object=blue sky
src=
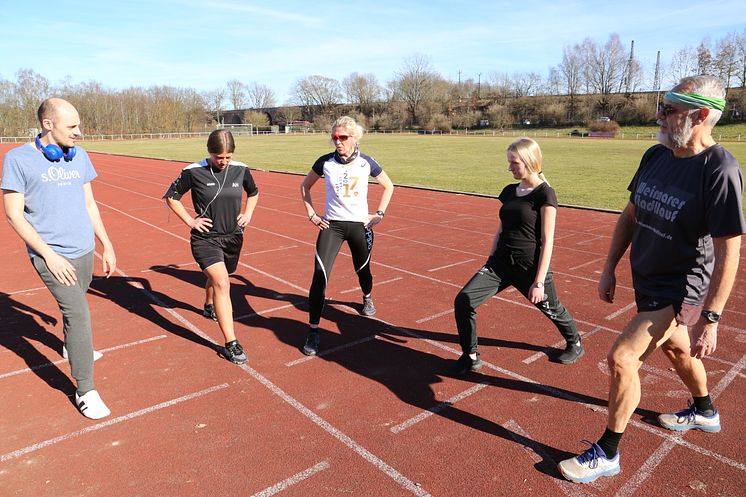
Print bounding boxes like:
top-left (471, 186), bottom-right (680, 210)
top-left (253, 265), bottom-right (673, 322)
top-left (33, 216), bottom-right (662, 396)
top-left (1, 0), bottom-right (745, 103)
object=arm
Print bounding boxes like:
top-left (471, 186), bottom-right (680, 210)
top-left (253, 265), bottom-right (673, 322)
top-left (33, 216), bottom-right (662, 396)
top-left (300, 170), bottom-right (328, 230)
top-left (165, 197), bottom-right (212, 233)
top-left (366, 170), bottom-right (395, 228)
top-left (84, 183), bottom-right (116, 277)
top-left (528, 204), bottom-right (556, 304)
top-left (598, 201), bottom-right (636, 303)
top-left (236, 193), bottom-right (259, 228)
top-left (3, 190), bottom-right (78, 285)
top-left (689, 234), bottom-right (741, 358)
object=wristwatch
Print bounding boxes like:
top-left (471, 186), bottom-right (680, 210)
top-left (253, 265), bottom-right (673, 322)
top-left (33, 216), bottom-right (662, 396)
top-left (701, 310), bottom-right (721, 323)
top-left (534, 281), bottom-right (544, 288)
top-left (376, 210), bottom-right (385, 217)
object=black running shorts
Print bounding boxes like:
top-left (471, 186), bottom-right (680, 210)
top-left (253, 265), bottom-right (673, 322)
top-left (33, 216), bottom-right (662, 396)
top-left (190, 233), bottom-right (244, 273)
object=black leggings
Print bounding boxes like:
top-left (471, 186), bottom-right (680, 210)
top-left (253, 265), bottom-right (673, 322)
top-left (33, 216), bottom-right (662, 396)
top-left (309, 221), bottom-right (374, 325)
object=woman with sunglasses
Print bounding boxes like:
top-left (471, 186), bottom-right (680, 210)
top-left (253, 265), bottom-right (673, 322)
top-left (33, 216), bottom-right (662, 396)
top-left (164, 129), bottom-right (259, 365)
top-left (299, 116), bottom-right (394, 356)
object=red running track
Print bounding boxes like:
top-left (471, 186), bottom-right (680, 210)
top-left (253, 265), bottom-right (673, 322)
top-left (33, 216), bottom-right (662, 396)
top-left (1, 144), bottom-right (745, 497)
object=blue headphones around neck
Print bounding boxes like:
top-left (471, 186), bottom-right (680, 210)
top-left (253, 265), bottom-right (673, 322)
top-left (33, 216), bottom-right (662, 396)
top-left (35, 134), bottom-right (76, 162)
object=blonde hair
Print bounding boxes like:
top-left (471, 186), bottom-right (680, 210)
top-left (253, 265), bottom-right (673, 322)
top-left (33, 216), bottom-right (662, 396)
top-left (331, 116), bottom-right (364, 145)
top-left (507, 137), bottom-right (549, 185)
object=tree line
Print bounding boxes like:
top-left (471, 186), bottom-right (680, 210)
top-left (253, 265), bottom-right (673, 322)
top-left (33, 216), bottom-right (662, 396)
top-left (1, 31), bottom-right (745, 137)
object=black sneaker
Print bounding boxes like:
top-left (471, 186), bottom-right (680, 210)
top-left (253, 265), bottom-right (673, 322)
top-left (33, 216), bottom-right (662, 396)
top-left (361, 296), bottom-right (376, 316)
top-left (302, 330), bottom-right (320, 356)
top-left (449, 353), bottom-right (483, 375)
top-left (557, 341), bottom-right (584, 364)
top-left (223, 340), bottom-right (247, 364)
top-left (203, 303), bottom-right (217, 321)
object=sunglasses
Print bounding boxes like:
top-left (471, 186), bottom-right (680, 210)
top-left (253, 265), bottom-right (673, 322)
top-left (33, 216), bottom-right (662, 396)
top-left (657, 103), bottom-right (679, 116)
top-left (331, 134), bottom-right (351, 142)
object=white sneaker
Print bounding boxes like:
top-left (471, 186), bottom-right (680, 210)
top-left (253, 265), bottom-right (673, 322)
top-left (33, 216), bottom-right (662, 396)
top-left (558, 442), bottom-right (620, 483)
top-left (658, 402), bottom-right (721, 432)
top-left (75, 390), bottom-right (111, 420)
top-left (63, 346), bottom-right (103, 362)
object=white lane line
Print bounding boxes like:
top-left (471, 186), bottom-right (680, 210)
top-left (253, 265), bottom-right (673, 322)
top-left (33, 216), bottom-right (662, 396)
top-left (245, 244), bottom-right (298, 256)
top-left (91, 241), bottom-right (431, 496)
top-left (568, 257), bottom-right (604, 271)
top-left (521, 326), bottom-right (603, 365)
top-left (340, 277), bottom-right (403, 294)
top-left (285, 335), bottom-right (379, 367)
top-left (0, 383), bottom-right (229, 463)
top-left (415, 309), bottom-right (453, 324)
top-left (240, 362), bottom-right (432, 497)
top-left (427, 259), bottom-right (476, 272)
top-left (4, 285), bottom-right (47, 296)
top-left (390, 382), bottom-right (489, 434)
top-left (502, 420), bottom-right (599, 496)
top-left (249, 461), bottom-right (330, 497)
top-left (235, 301), bottom-right (304, 322)
top-left (0, 335), bottom-right (168, 380)
top-left (141, 261), bottom-right (198, 273)
top-left (604, 302), bottom-right (636, 320)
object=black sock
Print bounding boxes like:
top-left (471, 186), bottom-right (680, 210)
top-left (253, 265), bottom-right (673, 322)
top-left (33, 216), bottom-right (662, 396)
top-left (693, 395), bottom-right (715, 415)
top-left (597, 429), bottom-right (623, 459)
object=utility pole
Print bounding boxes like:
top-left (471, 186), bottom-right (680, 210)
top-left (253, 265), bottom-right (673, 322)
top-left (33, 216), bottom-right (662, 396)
top-left (477, 73), bottom-right (481, 99)
top-left (654, 50), bottom-right (661, 112)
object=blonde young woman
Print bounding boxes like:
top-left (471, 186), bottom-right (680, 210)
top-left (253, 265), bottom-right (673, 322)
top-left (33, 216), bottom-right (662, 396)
top-left (450, 137), bottom-right (583, 375)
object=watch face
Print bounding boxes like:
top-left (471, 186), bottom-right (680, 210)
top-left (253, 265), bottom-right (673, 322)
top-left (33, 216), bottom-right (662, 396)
top-left (702, 311), bottom-right (720, 323)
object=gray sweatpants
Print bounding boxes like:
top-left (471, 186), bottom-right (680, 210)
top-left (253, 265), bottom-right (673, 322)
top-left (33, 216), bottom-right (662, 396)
top-left (32, 251), bottom-right (95, 393)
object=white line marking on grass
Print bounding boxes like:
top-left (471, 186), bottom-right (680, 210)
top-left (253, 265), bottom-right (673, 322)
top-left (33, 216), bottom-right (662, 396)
top-left (0, 383), bottom-right (229, 463)
top-left (521, 326), bottom-right (603, 365)
top-left (568, 257), bottom-right (604, 271)
top-left (415, 309), bottom-right (453, 324)
top-left (285, 335), bottom-right (379, 367)
top-left (390, 382), bottom-right (489, 434)
top-left (604, 302), bottom-right (636, 320)
top-left (502, 420), bottom-right (599, 496)
top-left (249, 461), bottom-right (330, 497)
top-left (340, 277), bottom-right (403, 294)
top-left (427, 259), bottom-right (476, 272)
top-left (0, 335), bottom-right (168, 380)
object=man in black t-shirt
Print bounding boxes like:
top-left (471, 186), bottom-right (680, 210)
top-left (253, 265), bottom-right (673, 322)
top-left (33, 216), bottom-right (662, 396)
top-left (560, 76), bottom-right (745, 484)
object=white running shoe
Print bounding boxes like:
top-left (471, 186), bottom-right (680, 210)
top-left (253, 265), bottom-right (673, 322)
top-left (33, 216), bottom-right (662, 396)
top-left (658, 403), bottom-right (721, 432)
top-left (558, 442), bottom-right (620, 483)
top-left (75, 390), bottom-right (111, 420)
top-left (62, 346), bottom-right (103, 362)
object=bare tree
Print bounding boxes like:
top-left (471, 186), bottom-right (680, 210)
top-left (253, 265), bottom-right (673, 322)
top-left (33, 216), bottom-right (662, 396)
top-left (203, 88), bottom-right (226, 124)
top-left (342, 72), bottom-right (381, 115)
top-left (669, 46), bottom-right (698, 85)
top-left (247, 82), bottom-right (276, 109)
top-left (585, 34), bottom-right (628, 95)
top-left (697, 39), bottom-right (713, 75)
top-left (714, 32), bottom-right (739, 89)
top-left (291, 75), bottom-right (342, 116)
top-left (737, 30), bottom-right (746, 87)
top-left (390, 54), bottom-right (440, 125)
top-left (226, 79), bottom-right (247, 109)
top-left (512, 72), bottom-right (543, 96)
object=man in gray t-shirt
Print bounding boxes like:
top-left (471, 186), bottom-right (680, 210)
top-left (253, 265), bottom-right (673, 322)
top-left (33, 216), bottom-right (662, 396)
top-left (559, 76), bottom-right (745, 484)
top-left (1, 98), bottom-right (117, 420)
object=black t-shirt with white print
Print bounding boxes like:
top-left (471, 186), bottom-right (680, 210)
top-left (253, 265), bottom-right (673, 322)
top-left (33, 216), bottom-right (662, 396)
top-left (494, 182), bottom-right (558, 262)
top-left (164, 159), bottom-right (258, 238)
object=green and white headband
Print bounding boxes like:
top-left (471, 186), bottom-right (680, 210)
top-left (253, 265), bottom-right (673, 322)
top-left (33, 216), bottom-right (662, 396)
top-left (664, 91), bottom-right (726, 112)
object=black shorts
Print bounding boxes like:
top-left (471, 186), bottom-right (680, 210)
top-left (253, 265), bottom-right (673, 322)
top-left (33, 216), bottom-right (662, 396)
top-left (634, 291), bottom-right (702, 326)
top-left (191, 233), bottom-right (244, 273)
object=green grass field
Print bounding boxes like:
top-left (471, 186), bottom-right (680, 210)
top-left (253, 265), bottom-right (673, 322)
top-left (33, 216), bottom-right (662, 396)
top-left (82, 133), bottom-right (746, 212)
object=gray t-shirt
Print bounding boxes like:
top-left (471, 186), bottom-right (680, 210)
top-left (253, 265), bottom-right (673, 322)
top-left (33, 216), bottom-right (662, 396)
top-left (2, 143), bottom-right (97, 259)
top-left (628, 143), bottom-right (745, 304)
